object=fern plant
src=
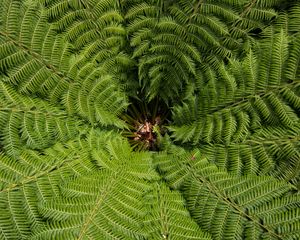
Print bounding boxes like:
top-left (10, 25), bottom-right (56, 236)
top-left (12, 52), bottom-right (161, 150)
top-left (0, 0), bottom-right (299, 239)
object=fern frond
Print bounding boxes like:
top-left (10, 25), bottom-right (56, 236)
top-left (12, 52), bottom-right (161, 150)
top-left (61, 73), bottom-right (128, 128)
top-left (32, 138), bottom-right (158, 239)
top-left (285, 33), bottom-right (300, 80)
top-left (144, 183), bottom-right (212, 239)
top-left (0, 135), bottom-right (95, 239)
top-left (0, 2), bottom-right (72, 101)
top-left (288, 4), bottom-right (300, 33)
top-left (156, 149), bottom-right (300, 240)
top-left (0, 83), bottom-right (79, 155)
top-left (170, 31), bottom-right (300, 146)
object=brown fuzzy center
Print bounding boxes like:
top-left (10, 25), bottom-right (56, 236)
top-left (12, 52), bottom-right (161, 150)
top-left (133, 117), bottom-right (161, 149)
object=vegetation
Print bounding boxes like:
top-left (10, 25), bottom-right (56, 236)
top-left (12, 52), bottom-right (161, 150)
top-left (0, 0), bottom-right (299, 239)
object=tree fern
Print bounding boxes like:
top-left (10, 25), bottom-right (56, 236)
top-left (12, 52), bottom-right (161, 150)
top-left (0, 0), bottom-right (300, 239)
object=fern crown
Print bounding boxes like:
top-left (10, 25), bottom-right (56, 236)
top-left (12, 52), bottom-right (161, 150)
top-left (0, 0), bottom-right (300, 239)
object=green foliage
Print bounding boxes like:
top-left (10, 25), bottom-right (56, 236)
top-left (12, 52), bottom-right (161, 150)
top-left (155, 149), bottom-right (300, 240)
top-left (0, 0), bottom-right (299, 239)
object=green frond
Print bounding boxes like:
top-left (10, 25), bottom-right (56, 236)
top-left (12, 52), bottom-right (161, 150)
top-left (42, 0), bottom-right (125, 50)
top-left (0, 135), bottom-right (96, 239)
top-left (155, 149), bottom-right (300, 240)
top-left (61, 73), bottom-right (128, 128)
top-left (258, 30), bottom-right (288, 89)
top-left (0, 83), bottom-right (79, 156)
top-left (201, 126), bottom-right (300, 179)
top-left (125, 0), bottom-right (279, 100)
top-left (0, 2), bottom-right (73, 101)
top-left (288, 4), bottom-right (300, 33)
top-left (170, 32), bottom-right (300, 147)
top-left (32, 138), bottom-right (157, 239)
top-left (199, 2), bottom-right (239, 22)
top-left (285, 33), bottom-right (300, 80)
top-left (144, 183), bottom-right (212, 239)
top-left (125, 2), bottom-right (158, 19)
